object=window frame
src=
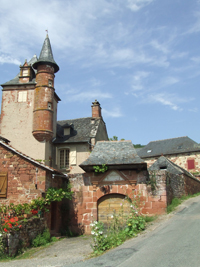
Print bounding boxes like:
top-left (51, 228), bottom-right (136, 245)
top-left (59, 148), bottom-right (70, 169)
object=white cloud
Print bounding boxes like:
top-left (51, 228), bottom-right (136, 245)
top-left (126, 0), bottom-right (154, 11)
top-left (143, 93), bottom-right (193, 111)
top-left (189, 107), bottom-right (198, 113)
top-left (191, 56), bottom-right (200, 63)
top-left (103, 107), bottom-right (123, 118)
top-left (61, 89), bottom-right (112, 103)
top-left (131, 71), bottom-right (150, 91)
top-left (150, 40), bottom-right (170, 54)
top-left (186, 11), bottom-right (200, 34)
top-left (160, 76), bottom-right (179, 87)
top-left (0, 54), bottom-right (20, 65)
top-left (90, 78), bottom-right (103, 87)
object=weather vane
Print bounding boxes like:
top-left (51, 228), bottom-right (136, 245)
top-left (45, 29), bottom-right (48, 35)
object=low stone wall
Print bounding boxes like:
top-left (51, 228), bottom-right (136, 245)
top-left (3, 217), bottom-right (46, 256)
top-left (184, 174), bottom-right (200, 195)
top-left (150, 170), bottom-right (200, 206)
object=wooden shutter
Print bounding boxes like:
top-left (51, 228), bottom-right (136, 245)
top-left (187, 159), bottom-right (195, 170)
top-left (70, 147), bottom-right (76, 166)
top-left (0, 173), bottom-right (8, 198)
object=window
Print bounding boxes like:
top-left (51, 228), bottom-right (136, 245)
top-left (64, 128), bottom-right (70, 135)
top-left (57, 147), bottom-right (77, 169)
top-left (48, 102), bottom-right (52, 109)
top-left (18, 91), bottom-right (27, 102)
top-left (0, 173), bottom-right (8, 198)
top-left (22, 69), bottom-right (29, 76)
top-left (187, 159), bottom-right (195, 170)
top-left (48, 80), bottom-right (53, 87)
top-left (60, 149), bottom-right (70, 169)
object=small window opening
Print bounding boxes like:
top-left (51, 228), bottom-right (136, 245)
top-left (48, 80), bottom-right (53, 87)
top-left (147, 150), bottom-right (152, 153)
top-left (160, 166), bottom-right (167, 170)
top-left (48, 102), bottom-right (52, 109)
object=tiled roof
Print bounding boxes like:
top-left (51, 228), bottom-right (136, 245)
top-left (80, 140), bottom-right (146, 169)
top-left (137, 136), bottom-right (200, 158)
top-left (54, 117), bottom-right (102, 144)
top-left (0, 140), bottom-right (64, 175)
top-left (149, 156), bottom-right (196, 179)
top-left (1, 55), bottom-right (37, 86)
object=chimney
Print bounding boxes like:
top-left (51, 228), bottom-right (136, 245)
top-left (91, 100), bottom-right (102, 118)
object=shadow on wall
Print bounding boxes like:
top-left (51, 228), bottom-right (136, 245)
top-left (60, 198), bottom-right (84, 236)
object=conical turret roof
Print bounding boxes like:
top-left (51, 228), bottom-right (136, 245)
top-left (33, 34), bottom-right (59, 73)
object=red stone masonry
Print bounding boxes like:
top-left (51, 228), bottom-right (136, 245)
top-left (32, 65), bottom-right (55, 142)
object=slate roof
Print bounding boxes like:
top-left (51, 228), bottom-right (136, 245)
top-left (80, 140), bottom-right (146, 171)
top-left (149, 156), bottom-right (195, 179)
top-left (137, 136), bottom-right (200, 158)
top-left (54, 117), bottom-right (104, 144)
top-left (32, 34), bottom-right (59, 73)
top-left (1, 55), bottom-right (37, 86)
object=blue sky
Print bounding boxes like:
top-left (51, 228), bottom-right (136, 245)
top-left (0, 0), bottom-right (199, 145)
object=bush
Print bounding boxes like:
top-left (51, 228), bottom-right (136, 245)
top-left (90, 197), bottom-right (146, 256)
top-left (32, 229), bottom-right (54, 247)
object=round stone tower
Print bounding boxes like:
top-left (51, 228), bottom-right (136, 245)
top-left (32, 34), bottom-right (59, 142)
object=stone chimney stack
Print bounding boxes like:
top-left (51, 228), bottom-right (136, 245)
top-left (92, 100), bottom-right (102, 118)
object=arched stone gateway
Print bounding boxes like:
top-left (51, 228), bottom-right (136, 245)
top-left (97, 193), bottom-right (131, 226)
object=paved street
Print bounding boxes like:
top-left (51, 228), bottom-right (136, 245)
top-left (69, 195), bottom-right (200, 267)
top-left (1, 195), bottom-right (200, 267)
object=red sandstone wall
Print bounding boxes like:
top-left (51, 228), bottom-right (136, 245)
top-left (68, 171), bottom-right (167, 234)
top-left (0, 146), bottom-right (48, 205)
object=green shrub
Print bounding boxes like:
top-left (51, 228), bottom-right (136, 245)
top-left (32, 229), bottom-right (54, 247)
top-left (90, 196), bottom-right (146, 256)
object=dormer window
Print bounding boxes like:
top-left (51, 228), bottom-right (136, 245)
top-left (64, 128), bottom-right (70, 135)
top-left (22, 69), bottom-right (29, 76)
top-left (147, 150), bottom-right (152, 153)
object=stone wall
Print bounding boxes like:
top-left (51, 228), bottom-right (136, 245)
top-left (0, 145), bottom-right (48, 205)
top-left (67, 171), bottom-right (167, 234)
top-left (3, 217), bottom-right (46, 256)
top-left (144, 151), bottom-right (200, 173)
top-left (149, 170), bottom-right (200, 206)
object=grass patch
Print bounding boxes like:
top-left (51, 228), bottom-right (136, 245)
top-left (144, 215), bottom-right (157, 223)
top-left (167, 192), bottom-right (200, 213)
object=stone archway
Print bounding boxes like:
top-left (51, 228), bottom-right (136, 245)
top-left (97, 193), bottom-right (130, 226)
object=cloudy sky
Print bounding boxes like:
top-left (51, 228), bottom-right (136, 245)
top-left (0, 0), bottom-right (199, 145)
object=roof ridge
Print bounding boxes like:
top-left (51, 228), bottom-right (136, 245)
top-left (149, 136), bottom-right (188, 143)
top-left (57, 117), bottom-right (92, 122)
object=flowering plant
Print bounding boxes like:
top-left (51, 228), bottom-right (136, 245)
top-left (31, 209), bottom-right (38, 215)
top-left (1, 217), bottom-right (22, 232)
top-left (90, 221), bottom-right (109, 254)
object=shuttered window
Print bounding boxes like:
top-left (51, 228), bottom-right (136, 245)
top-left (70, 147), bottom-right (76, 166)
top-left (0, 173), bottom-right (8, 198)
top-left (18, 91), bottom-right (27, 102)
top-left (187, 159), bottom-right (195, 170)
top-left (58, 147), bottom-right (77, 169)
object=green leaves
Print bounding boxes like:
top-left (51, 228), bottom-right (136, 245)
top-left (93, 164), bottom-right (108, 173)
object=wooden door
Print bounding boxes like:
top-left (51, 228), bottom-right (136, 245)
top-left (98, 194), bottom-right (130, 226)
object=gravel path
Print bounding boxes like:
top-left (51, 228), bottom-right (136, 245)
top-left (0, 236), bottom-right (93, 267)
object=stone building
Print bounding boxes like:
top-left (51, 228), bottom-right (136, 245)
top-left (137, 136), bottom-right (200, 174)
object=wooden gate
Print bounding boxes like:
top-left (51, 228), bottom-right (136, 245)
top-left (98, 194), bottom-right (130, 226)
